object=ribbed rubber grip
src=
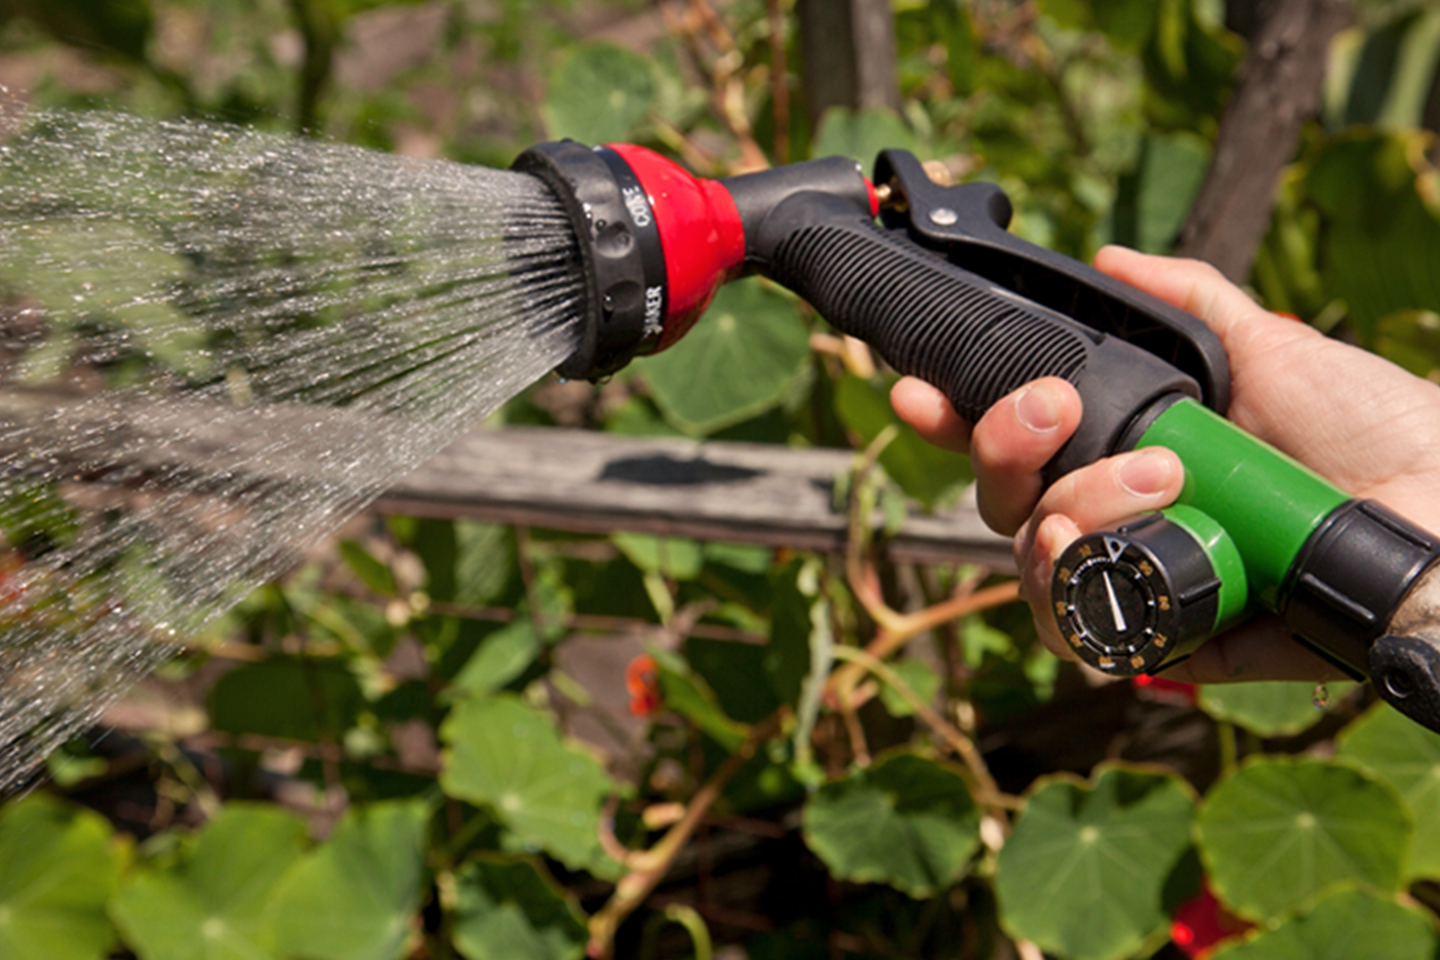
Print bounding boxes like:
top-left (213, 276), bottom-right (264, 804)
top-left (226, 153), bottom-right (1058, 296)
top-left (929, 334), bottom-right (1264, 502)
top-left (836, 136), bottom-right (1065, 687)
top-left (770, 221), bottom-right (1090, 421)
top-left (761, 216), bottom-right (1201, 478)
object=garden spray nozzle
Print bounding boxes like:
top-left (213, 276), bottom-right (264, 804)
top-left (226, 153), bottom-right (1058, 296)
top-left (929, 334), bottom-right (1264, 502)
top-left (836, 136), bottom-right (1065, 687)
top-left (515, 140), bottom-right (1440, 736)
top-left (511, 140), bottom-right (875, 380)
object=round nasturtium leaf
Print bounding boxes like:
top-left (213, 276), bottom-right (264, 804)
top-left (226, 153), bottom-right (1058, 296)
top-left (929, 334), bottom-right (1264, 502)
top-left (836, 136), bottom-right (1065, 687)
top-left (801, 751), bottom-right (981, 898)
top-left (0, 795), bottom-right (119, 960)
top-left (111, 804), bottom-right (309, 960)
top-left (541, 43), bottom-right (656, 145)
top-left (995, 765), bottom-right (1195, 960)
top-left (453, 856), bottom-right (588, 960)
top-left (1208, 888), bottom-right (1437, 960)
top-left (1195, 757), bottom-right (1412, 922)
top-left (1198, 681), bottom-right (1355, 738)
top-left (266, 800), bottom-right (430, 960)
top-left (440, 694), bottom-right (615, 873)
top-left (1338, 704), bottom-right (1440, 879)
top-left (635, 278), bottom-right (811, 436)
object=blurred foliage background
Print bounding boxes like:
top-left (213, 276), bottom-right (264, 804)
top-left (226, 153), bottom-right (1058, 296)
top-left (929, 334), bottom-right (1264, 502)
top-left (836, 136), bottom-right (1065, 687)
top-left (7, 1), bottom-right (1440, 959)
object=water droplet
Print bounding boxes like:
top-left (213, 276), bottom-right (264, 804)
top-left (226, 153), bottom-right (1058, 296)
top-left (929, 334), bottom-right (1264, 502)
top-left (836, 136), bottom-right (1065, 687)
top-left (1312, 683), bottom-right (1329, 709)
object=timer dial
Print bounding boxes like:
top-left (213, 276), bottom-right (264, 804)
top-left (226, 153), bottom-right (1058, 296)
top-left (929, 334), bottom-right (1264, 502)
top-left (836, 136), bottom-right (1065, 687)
top-left (1052, 513), bottom-right (1223, 676)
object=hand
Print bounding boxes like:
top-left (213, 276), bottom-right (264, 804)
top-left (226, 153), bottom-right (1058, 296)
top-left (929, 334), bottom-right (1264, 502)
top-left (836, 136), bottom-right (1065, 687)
top-left (891, 246), bottom-right (1440, 683)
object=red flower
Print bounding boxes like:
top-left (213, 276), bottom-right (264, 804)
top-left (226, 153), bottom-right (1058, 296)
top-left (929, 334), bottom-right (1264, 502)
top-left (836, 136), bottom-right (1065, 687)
top-left (1171, 883), bottom-right (1253, 958)
top-left (625, 654), bottom-right (662, 717)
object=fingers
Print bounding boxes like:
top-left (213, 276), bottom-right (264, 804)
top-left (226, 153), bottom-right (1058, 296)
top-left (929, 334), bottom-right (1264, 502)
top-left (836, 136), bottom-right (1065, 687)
top-left (1092, 246), bottom-right (1310, 355)
top-left (890, 376), bottom-right (1084, 535)
top-left (889, 377), bottom-right (971, 453)
top-left (969, 378), bottom-right (1083, 534)
top-left (1016, 448), bottom-right (1185, 660)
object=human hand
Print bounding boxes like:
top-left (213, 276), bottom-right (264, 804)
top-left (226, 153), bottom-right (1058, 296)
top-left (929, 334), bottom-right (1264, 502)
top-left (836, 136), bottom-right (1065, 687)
top-left (891, 246), bottom-right (1440, 683)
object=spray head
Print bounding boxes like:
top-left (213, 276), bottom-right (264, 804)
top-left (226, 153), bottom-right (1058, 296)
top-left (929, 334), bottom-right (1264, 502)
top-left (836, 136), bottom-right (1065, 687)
top-left (511, 140), bottom-right (876, 380)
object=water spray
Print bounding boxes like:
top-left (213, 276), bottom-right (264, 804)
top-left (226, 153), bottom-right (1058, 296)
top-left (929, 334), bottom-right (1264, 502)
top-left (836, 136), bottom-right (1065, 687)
top-left (516, 139), bottom-right (1440, 736)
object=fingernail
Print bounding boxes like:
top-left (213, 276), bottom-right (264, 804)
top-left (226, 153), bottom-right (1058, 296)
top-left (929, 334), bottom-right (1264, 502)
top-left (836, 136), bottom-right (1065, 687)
top-left (1118, 450), bottom-right (1176, 497)
top-left (1016, 383), bottom-right (1062, 433)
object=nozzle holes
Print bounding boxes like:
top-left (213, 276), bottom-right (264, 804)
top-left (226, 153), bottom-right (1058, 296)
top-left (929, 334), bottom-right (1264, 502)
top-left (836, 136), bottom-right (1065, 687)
top-left (595, 222), bottom-right (634, 258)
top-left (603, 281), bottom-right (643, 321)
top-left (1384, 669), bottom-right (1415, 700)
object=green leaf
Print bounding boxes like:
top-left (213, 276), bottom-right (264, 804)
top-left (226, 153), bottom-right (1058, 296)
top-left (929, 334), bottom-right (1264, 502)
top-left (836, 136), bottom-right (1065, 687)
top-left (1337, 704), bottom-right (1440, 879)
top-left (995, 765), bottom-right (1195, 960)
top-left (612, 533), bottom-right (704, 580)
top-left (1109, 133), bottom-right (1211, 254)
top-left (1038, 0), bottom-right (1160, 51)
top-left (449, 620), bottom-right (542, 699)
top-left (0, 796), bottom-right (118, 960)
top-left (452, 856), bottom-right (588, 960)
top-left (1195, 757), bottom-right (1412, 921)
top-left (208, 657), bottom-right (364, 743)
top-left (454, 522), bottom-right (518, 607)
top-left (685, 637), bottom-right (780, 724)
top-left (266, 801), bottom-right (430, 960)
top-left (878, 659), bottom-right (941, 718)
top-left (802, 751), bottom-right (981, 898)
top-left (1302, 130), bottom-right (1440, 342)
top-left (654, 652), bottom-right (749, 751)
top-left (636, 279), bottom-right (811, 435)
top-left (440, 695), bottom-right (616, 873)
top-left (1209, 889), bottom-right (1437, 960)
top-left (111, 805), bottom-right (309, 960)
top-left (1197, 681), bottom-right (1356, 738)
top-left (764, 560), bottom-right (814, 710)
top-left (811, 108), bottom-right (920, 168)
top-left (1375, 309), bottom-right (1440, 381)
top-left (542, 43), bottom-right (656, 145)
top-left (833, 375), bottom-right (973, 510)
top-left (339, 541), bottom-right (397, 596)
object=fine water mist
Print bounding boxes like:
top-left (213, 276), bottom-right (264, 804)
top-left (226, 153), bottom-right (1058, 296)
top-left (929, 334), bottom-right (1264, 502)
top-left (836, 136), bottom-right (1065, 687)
top-left (0, 104), bottom-right (585, 790)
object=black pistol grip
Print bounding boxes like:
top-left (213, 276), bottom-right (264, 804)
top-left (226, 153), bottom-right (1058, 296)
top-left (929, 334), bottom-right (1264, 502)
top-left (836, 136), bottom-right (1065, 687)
top-left (755, 201), bottom-right (1200, 481)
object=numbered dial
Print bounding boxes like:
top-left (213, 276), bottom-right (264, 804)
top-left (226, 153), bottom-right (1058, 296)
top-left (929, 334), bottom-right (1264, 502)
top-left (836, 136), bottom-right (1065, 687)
top-left (1051, 513), bottom-right (1222, 676)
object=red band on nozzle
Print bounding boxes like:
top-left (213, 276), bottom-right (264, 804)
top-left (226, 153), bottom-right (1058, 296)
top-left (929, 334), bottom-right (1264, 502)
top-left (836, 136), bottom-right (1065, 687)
top-left (605, 144), bottom-right (747, 349)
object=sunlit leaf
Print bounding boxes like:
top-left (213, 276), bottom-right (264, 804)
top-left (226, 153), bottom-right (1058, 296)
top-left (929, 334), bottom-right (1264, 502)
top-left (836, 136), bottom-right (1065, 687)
top-left (803, 751), bottom-right (981, 898)
top-left (339, 540), bottom-right (396, 596)
top-left (1208, 889), bottom-right (1437, 960)
top-left (1337, 704), bottom-right (1440, 879)
top-left (1109, 132), bottom-right (1211, 253)
top-left (1197, 681), bottom-right (1356, 738)
top-left (811, 107), bottom-right (920, 168)
top-left (636, 279), bottom-right (811, 435)
top-left (878, 659), bottom-right (941, 718)
top-left (266, 801), bottom-right (430, 960)
top-left (612, 533), bottom-right (704, 580)
top-left (449, 620), bottom-right (541, 698)
top-left (1195, 757), bottom-right (1411, 921)
top-left (995, 764), bottom-right (1195, 960)
top-left (440, 695), bottom-right (615, 873)
top-left (542, 43), bottom-right (656, 145)
top-left (0, 796), bottom-right (119, 960)
top-left (111, 805), bottom-right (308, 960)
top-left (452, 856), bottom-right (588, 960)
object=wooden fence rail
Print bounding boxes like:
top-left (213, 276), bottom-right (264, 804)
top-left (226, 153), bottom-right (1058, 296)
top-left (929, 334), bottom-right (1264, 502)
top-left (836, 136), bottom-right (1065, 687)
top-left (377, 427), bottom-right (1014, 570)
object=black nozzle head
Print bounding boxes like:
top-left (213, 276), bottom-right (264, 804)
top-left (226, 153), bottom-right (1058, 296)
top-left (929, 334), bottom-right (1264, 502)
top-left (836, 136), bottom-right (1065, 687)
top-left (1369, 633), bottom-right (1440, 733)
top-left (511, 141), bottom-right (663, 380)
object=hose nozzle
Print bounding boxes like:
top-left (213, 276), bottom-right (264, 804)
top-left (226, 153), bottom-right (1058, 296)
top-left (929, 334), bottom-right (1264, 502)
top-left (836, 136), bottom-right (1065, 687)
top-left (512, 140), bottom-right (874, 380)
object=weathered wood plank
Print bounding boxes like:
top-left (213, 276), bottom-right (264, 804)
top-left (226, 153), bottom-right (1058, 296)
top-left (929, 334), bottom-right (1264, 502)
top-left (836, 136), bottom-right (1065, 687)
top-left (378, 427), bottom-right (1014, 569)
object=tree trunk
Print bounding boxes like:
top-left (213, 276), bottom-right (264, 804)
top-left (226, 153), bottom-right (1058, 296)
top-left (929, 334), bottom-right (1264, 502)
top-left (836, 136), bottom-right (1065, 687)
top-left (1175, 0), bottom-right (1352, 282)
top-left (796, 0), bottom-right (901, 128)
